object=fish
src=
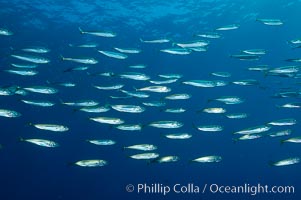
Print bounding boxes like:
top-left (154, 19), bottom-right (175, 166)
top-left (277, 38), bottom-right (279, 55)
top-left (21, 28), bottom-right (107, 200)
top-left (129, 153), bottom-right (160, 160)
top-left (11, 54), bottom-right (50, 64)
top-left (276, 102), bottom-right (301, 108)
top-left (268, 118), bottom-right (297, 126)
top-left (128, 64), bottom-right (147, 69)
top-left (191, 156), bottom-right (222, 163)
top-left (151, 156), bottom-right (179, 163)
top-left (270, 157), bottom-right (300, 167)
top-left (97, 50), bottom-right (128, 59)
top-left (230, 54), bottom-right (260, 60)
top-left (124, 144), bottom-right (157, 151)
top-left (164, 133), bottom-right (192, 139)
top-left (5, 69), bottom-right (38, 76)
top-left (195, 32), bottom-right (221, 39)
top-left (165, 93), bottom-right (191, 100)
top-left (268, 129), bottom-right (291, 137)
top-left (86, 139), bottom-right (116, 146)
top-left (114, 47), bottom-right (141, 54)
top-left (140, 38), bottom-right (170, 43)
top-left (79, 106), bottom-right (110, 113)
top-left (160, 48), bottom-right (191, 55)
top-left (148, 121), bottom-right (183, 129)
top-left (234, 134), bottom-right (263, 141)
top-left (69, 43), bottom-right (98, 48)
top-left (63, 66), bottom-right (89, 72)
top-left (21, 99), bottom-right (55, 107)
top-left (248, 65), bottom-right (269, 71)
top-left (119, 72), bottom-right (150, 81)
top-left (0, 109), bottom-right (21, 118)
top-left (183, 80), bottom-right (217, 88)
top-left (149, 79), bottom-right (178, 85)
top-left (267, 66), bottom-right (299, 74)
top-left (89, 117), bottom-right (124, 125)
top-left (209, 96), bottom-right (244, 104)
top-left (73, 159), bottom-right (108, 167)
top-left (232, 79), bottom-right (259, 86)
top-left (216, 24), bottom-right (239, 31)
top-left (142, 101), bottom-right (166, 107)
top-left (281, 137), bottom-right (301, 143)
top-left (62, 100), bottom-right (99, 107)
top-left (22, 46), bottom-right (50, 54)
top-left (256, 18), bottom-right (283, 26)
top-left (225, 113), bottom-right (248, 119)
top-left (136, 86), bottom-right (171, 93)
top-left (234, 125), bottom-right (271, 135)
top-left (242, 49), bottom-right (266, 55)
top-left (120, 90), bottom-right (150, 98)
top-left (30, 123), bottom-right (69, 132)
top-left (202, 107), bottom-right (226, 114)
top-left (20, 138), bottom-right (59, 147)
top-left (111, 104), bottom-right (145, 113)
top-left (195, 125), bottom-right (223, 132)
top-left (0, 28), bottom-right (13, 36)
top-left (78, 27), bottom-right (116, 37)
top-left (285, 58), bottom-right (301, 62)
top-left (211, 72), bottom-right (231, 78)
top-left (61, 56), bottom-right (98, 64)
top-left (93, 84), bottom-right (124, 90)
top-left (115, 124), bottom-right (142, 131)
top-left (175, 40), bottom-right (209, 48)
top-left (11, 63), bottom-right (38, 69)
top-left (23, 86), bottom-right (58, 94)
top-left (163, 108), bottom-right (186, 113)
top-left (159, 74), bottom-right (183, 79)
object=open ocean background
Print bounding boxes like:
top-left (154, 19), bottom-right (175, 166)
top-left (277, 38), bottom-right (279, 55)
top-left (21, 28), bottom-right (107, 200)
top-left (1, 0), bottom-right (301, 199)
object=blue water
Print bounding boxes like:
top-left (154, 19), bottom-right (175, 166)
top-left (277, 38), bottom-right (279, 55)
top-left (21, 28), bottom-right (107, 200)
top-left (1, 0), bottom-right (301, 199)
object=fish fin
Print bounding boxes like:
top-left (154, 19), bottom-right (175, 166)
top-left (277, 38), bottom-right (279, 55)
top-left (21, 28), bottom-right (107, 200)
top-left (66, 162), bottom-right (75, 167)
top-left (232, 138), bottom-right (238, 144)
top-left (268, 161), bottom-right (274, 167)
top-left (68, 44), bottom-right (74, 47)
top-left (19, 137), bottom-right (25, 142)
top-left (139, 38), bottom-right (144, 42)
top-left (192, 123), bottom-right (198, 130)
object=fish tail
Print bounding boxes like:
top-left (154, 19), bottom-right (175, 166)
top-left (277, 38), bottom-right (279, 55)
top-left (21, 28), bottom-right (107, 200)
top-left (19, 137), bottom-right (25, 142)
top-left (59, 54), bottom-right (65, 60)
top-left (78, 27), bottom-right (84, 34)
top-left (139, 38), bottom-right (144, 42)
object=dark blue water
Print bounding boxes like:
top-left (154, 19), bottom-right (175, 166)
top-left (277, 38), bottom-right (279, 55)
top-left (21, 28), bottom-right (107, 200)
top-left (0, 1), bottom-right (301, 200)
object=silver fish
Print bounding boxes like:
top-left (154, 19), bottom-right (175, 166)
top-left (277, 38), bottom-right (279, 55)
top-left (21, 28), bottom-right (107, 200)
top-left (111, 104), bottom-right (145, 113)
top-left (74, 159), bottom-right (108, 167)
top-left (21, 99), bottom-right (55, 107)
top-left (149, 121), bottom-right (183, 129)
top-left (11, 54), bottom-right (50, 64)
top-left (98, 50), bottom-right (128, 59)
top-left (20, 138), bottom-right (59, 148)
top-left (164, 133), bottom-right (192, 139)
top-left (0, 109), bottom-right (21, 118)
top-left (129, 153), bottom-right (160, 160)
top-left (31, 123), bottom-right (69, 132)
top-left (79, 27), bottom-right (116, 37)
top-left (192, 156), bottom-right (222, 163)
top-left (90, 117), bottom-right (124, 125)
top-left (271, 157), bottom-right (300, 167)
top-left (61, 56), bottom-right (98, 64)
top-left (87, 139), bottom-right (116, 146)
top-left (124, 144), bottom-right (157, 151)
